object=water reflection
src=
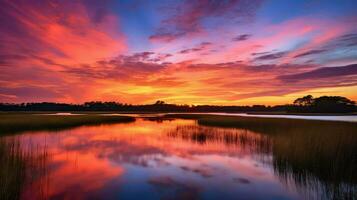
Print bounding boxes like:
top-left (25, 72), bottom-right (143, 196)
top-left (0, 119), bottom-right (356, 200)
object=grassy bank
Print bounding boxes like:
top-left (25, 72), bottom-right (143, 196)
top-left (0, 114), bottom-right (135, 135)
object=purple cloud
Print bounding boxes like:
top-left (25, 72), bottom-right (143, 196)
top-left (294, 49), bottom-right (327, 58)
top-left (278, 64), bottom-right (357, 82)
top-left (232, 34), bottom-right (251, 41)
top-left (178, 42), bottom-right (212, 54)
top-left (254, 51), bottom-right (287, 60)
top-left (150, 0), bottom-right (262, 42)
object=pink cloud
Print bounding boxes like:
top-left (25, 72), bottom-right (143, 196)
top-left (0, 0), bottom-right (127, 103)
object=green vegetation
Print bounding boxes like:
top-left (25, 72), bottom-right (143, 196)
top-left (165, 114), bottom-right (357, 199)
top-left (0, 114), bottom-right (135, 135)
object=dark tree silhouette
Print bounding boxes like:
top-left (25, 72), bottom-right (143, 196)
top-left (155, 100), bottom-right (165, 105)
top-left (291, 95), bottom-right (356, 113)
top-left (293, 95), bottom-right (314, 106)
top-left (0, 96), bottom-right (356, 113)
top-left (312, 96), bottom-right (355, 113)
top-left (313, 96), bottom-right (355, 106)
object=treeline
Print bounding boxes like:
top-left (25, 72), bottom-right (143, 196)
top-left (0, 96), bottom-right (356, 113)
top-left (289, 95), bottom-right (356, 113)
top-left (0, 101), bottom-right (286, 112)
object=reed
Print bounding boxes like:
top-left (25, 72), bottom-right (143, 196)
top-left (0, 138), bottom-right (49, 200)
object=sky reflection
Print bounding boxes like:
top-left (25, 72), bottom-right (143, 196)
top-left (4, 118), bottom-right (354, 199)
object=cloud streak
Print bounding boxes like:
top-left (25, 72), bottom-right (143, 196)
top-left (254, 51), bottom-right (287, 61)
top-left (279, 64), bottom-right (357, 81)
top-left (232, 34), bottom-right (252, 41)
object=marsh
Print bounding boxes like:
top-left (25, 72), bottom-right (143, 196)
top-left (0, 114), bottom-right (356, 200)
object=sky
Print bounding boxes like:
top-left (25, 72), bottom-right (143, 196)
top-left (1, 0), bottom-right (357, 105)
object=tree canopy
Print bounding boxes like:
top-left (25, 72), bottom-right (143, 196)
top-left (292, 95), bottom-right (356, 113)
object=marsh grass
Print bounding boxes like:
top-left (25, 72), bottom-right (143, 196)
top-left (0, 114), bottom-right (135, 199)
top-left (0, 139), bottom-right (25, 200)
top-left (0, 138), bottom-right (49, 200)
top-left (0, 114), bottom-right (135, 135)
top-left (167, 125), bottom-right (272, 154)
top-left (165, 114), bottom-right (357, 200)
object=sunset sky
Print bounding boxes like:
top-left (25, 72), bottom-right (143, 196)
top-left (1, 0), bottom-right (357, 105)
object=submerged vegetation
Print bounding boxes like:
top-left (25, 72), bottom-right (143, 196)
top-left (0, 114), bottom-right (135, 135)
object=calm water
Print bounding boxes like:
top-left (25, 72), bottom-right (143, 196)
top-left (1, 118), bottom-right (356, 200)
top-left (38, 112), bottom-right (357, 122)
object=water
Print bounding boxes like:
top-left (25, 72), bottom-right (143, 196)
top-left (36, 112), bottom-right (85, 116)
top-left (40, 112), bottom-right (357, 122)
top-left (1, 118), bottom-right (356, 200)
